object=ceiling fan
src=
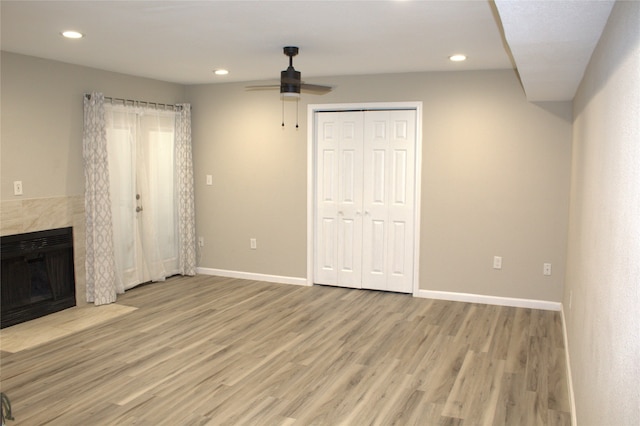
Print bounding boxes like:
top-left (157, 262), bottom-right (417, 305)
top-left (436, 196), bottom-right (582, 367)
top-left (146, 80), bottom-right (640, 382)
top-left (247, 46), bottom-right (332, 97)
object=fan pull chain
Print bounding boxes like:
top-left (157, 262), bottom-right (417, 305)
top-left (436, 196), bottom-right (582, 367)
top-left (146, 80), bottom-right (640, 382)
top-left (281, 96), bottom-right (300, 128)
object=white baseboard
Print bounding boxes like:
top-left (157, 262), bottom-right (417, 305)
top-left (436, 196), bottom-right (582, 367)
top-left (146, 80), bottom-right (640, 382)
top-left (561, 305), bottom-right (577, 426)
top-left (196, 267), bottom-right (309, 287)
top-left (195, 272), bottom-right (561, 311)
top-left (414, 289), bottom-right (562, 311)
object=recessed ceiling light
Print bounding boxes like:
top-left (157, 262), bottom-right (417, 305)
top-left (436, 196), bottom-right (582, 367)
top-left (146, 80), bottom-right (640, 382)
top-left (449, 54), bottom-right (467, 62)
top-left (213, 69), bottom-right (229, 76)
top-left (62, 30), bottom-right (83, 39)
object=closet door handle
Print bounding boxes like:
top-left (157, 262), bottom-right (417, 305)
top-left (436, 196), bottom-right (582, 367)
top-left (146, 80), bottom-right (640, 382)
top-left (136, 206), bottom-right (143, 213)
top-left (338, 211), bottom-right (344, 216)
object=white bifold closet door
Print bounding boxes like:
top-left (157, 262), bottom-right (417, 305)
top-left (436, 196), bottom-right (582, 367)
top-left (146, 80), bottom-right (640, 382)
top-left (314, 109), bottom-right (416, 293)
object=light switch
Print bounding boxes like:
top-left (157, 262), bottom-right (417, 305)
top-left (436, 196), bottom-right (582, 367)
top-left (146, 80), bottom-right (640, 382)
top-left (493, 256), bottom-right (502, 269)
top-left (206, 175), bottom-right (213, 185)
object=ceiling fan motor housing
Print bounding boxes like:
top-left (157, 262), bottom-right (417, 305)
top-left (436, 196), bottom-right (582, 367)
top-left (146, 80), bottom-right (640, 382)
top-left (281, 46), bottom-right (301, 96)
top-left (281, 66), bottom-right (301, 96)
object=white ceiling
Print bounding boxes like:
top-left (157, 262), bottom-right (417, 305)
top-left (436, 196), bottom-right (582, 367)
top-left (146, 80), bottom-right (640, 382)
top-left (495, 0), bottom-right (614, 101)
top-left (0, 1), bottom-right (614, 101)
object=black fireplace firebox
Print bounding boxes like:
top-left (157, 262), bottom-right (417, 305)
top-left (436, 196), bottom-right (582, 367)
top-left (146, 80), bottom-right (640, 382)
top-left (1, 227), bottom-right (76, 328)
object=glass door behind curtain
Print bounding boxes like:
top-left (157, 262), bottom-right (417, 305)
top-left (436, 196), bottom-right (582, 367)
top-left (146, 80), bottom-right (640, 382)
top-left (106, 105), bottom-right (179, 291)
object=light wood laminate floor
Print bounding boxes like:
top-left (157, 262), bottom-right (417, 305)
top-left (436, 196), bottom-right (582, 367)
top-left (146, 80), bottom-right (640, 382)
top-left (0, 275), bottom-right (571, 425)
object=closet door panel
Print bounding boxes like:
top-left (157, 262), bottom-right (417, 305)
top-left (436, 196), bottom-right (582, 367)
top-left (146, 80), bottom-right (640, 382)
top-left (362, 110), bottom-right (416, 293)
top-left (362, 114), bottom-right (389, 290)
top-left (315, 111), bottom-right (364, 288)
top-left (337, 143), bottom-right (363, 287)
top-left (315, 118), bottom-right (339, 285)
top-left (386, 110), bottom-right (417, 293)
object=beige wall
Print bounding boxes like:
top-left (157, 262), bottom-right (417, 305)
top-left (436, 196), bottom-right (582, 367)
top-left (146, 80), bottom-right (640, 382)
top-left (565, 2), bottom-right (640, 425)
top-left (187, 69), bottom-right (572, 302)
top-left (1, 52), bottom-right (186, 201)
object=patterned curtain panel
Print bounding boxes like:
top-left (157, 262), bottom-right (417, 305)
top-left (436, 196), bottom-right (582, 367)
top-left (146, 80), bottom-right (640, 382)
top-left (83, 92), bottom-right (119, 305)
top-left (175, 104), bottom-right (197, 276)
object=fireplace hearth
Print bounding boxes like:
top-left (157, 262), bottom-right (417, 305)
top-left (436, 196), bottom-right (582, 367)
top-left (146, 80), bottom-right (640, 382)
top-left (1, 227), bottom-right (76, 328)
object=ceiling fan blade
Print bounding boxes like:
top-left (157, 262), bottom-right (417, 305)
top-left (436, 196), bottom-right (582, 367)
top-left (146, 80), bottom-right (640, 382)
top-left (300, 83), bottom-right (332, 94)
top-left (245, 84), bottom-right (280, 91)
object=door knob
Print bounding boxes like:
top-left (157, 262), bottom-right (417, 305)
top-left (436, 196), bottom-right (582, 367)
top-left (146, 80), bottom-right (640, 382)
top-left (136, 206), bottom-right (143, 213)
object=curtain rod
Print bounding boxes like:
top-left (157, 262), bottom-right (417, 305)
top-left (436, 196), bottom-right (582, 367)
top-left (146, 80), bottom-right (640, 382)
top-left (84, 93), bottom-right (183, 111)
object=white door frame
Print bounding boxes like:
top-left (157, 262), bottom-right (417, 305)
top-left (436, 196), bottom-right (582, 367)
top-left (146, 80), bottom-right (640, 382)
top-left (306, 102), bottom-right (423, 295)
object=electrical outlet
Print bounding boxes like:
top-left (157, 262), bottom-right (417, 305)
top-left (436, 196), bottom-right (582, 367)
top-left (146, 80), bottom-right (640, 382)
top-left (493, 256), bottom-right (502, 269)
top-left (250, 238), bottom-right (257, 249)
top-left (13, 181), bottom-right (23, 196)
top-left (543, 263), bottom-right (552, 276)
top-left (198, 236), bottom-right (204, 247)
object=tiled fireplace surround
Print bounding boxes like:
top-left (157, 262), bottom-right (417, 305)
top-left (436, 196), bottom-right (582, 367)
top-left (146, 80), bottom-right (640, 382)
top-left (1, 196), bottom-right (87, 308)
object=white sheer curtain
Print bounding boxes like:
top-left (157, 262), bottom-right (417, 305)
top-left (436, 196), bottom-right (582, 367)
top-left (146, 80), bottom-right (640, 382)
top-left (83, 93), bottom-right (195, 304)
top-left (103, 106), bottom-right (136, 291)
top-left (105, 103), bottom-right (180, 289)
top-left (139, 111), bottom-right (178, 281)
